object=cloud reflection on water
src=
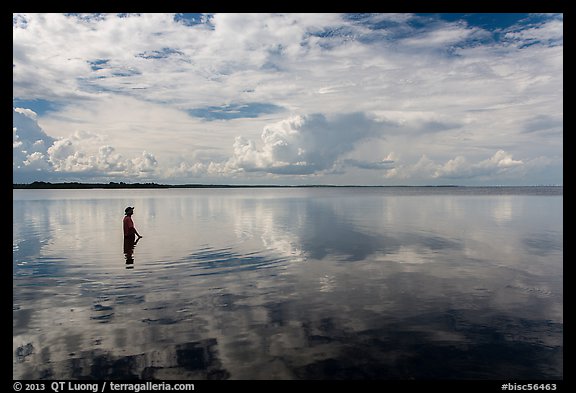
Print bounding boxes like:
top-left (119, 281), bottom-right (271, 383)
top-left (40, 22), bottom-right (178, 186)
top-left (13, 188), bottom-right (562, 379)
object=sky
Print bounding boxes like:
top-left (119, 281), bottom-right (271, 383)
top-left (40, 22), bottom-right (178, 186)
top-left (13, 13), bottom-right (563, 185)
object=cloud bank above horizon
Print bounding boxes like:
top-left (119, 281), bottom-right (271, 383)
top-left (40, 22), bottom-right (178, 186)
top-left (13, 13), bottom-right (563, 185)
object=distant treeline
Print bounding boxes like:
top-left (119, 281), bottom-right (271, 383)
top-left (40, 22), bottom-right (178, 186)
top-left (12, 181), bottom-right (562, 190)
top-left (14, 181), bottom-right (171, 189)
top-left (13, 181), bottom-right (347, 189)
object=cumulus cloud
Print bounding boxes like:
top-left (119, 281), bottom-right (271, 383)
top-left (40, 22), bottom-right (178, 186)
top-left (435, 150), bottom-right (523, 179)
top-left (385, 150), bottom-right (526, 182)
top-left (13, 107), bottom-right (158, 182)
top-left (226, 113), bottom-right (385, 175)
top-left (13, 108), bottom-right (54, 172)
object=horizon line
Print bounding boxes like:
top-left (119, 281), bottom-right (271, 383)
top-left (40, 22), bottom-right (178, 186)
top-left (12, 181), bottom-right (563, 189)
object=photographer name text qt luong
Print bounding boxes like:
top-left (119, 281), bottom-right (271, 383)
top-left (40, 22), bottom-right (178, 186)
top-left (51, 383), bottom-right (98, 393)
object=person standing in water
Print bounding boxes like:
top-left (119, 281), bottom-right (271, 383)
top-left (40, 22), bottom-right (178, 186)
top-left (123, 206), bottom-right (143, 239)
top-left (123, 206), bottom-right (142, 267)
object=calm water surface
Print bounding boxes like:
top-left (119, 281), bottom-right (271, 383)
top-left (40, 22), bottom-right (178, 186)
top-left (13, 187), bottom-right (563, 380)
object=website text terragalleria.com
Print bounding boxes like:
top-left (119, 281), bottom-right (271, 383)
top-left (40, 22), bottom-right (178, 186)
top-left (107, 382), bottom-right (194, 392)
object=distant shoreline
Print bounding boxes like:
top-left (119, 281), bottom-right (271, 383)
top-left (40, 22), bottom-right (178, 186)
top-left (12, 181), bottom-right (562, 189)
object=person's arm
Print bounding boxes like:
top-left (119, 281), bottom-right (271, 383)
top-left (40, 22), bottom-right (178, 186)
top-left (132, 222), bottom-right (142, 238)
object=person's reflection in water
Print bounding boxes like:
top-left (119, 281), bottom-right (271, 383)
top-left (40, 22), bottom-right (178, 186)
top-left (124, 236), bottom-right (140, 269)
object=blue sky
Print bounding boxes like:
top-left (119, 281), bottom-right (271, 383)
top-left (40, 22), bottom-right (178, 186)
top-left (13, 13), bottom-right (563, 185)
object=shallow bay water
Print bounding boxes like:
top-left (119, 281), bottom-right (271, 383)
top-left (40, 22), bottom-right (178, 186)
top-left (13, 187), bottom-right (563, 380)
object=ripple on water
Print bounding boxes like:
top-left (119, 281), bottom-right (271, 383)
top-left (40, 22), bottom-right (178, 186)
top-left (144, 246), bottom-right (290, 278)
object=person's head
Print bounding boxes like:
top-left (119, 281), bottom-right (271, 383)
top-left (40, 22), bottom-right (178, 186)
top-left (125, 206), bottom-right (134, 215)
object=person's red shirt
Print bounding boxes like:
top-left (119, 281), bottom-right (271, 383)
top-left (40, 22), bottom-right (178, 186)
top-left (123, 215), bottom-right (135, 237)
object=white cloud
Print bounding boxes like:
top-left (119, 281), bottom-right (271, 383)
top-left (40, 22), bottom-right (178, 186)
top-left (13, 108), bottom-right (54, 173)
top-left (13, 13), bottom-right (563, 185)
top-left (436, 150), bottom-right (523, 179)
top-left (502, 15), bottom-right (563, 47)
top-left (12, 107), bottom-right (160, 182)
top-left (385, 150), bottom-right (529, 183)
top-left (14, 107), bottom-right (38, 120)
top-left (227, 113), bottom-right (384, 175)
